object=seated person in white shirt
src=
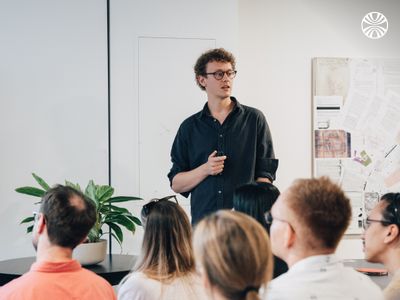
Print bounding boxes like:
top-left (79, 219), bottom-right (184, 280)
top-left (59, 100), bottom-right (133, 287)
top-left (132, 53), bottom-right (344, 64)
top-left (363, 193), bottom-right (400, 300)
top-left (118, 195), bottom-right (207, 300)
top-left (265, 177), bottom-right (384, 300)
top-left (193, 210), bottom-right (273, 300)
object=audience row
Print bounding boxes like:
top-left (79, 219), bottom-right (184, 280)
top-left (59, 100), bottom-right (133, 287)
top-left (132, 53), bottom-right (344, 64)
top-left (0, 177), bottom-right (399, 300)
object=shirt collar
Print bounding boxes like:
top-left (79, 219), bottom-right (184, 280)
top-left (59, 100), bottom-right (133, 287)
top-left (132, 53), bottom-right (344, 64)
top-left (30, 259), bottom-right (82, 273)
top-left (289, 254), bottom-right (342, 273)
top-left (198, 97), bottom-right (243, 119)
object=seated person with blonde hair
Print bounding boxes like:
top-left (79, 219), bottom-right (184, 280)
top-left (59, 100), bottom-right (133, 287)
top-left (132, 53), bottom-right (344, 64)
top-left (266, 177), bottom-right (383, 300)
top-left (193, 210), bottom-right (273, 300)
top-left (118, 195), bottom-right (207, 300)
top-left (363, 193), bottom-right (400, 300)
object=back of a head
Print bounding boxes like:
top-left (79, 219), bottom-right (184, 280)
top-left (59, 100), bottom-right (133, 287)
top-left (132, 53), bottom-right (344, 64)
top-left (233, 183), bottom-right (280, 231)
top-left (381, 193), bottom-right (400, 227)
top-left (40, 185), bottom-right (96, 249)
top-left (137, 200), bottom-right (194, 280)
top-left (287, 177), bottom-right (351, 250)
top-left (193, 210), bottom-right (273, 300)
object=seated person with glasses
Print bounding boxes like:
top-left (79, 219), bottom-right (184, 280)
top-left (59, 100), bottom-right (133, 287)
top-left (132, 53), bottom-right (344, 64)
top-left (265, 177), bottom-right (384, 300)
top-left (118, 195), bottom-right (207, 300)
top-left (168, 48), bottom-right (278, 225)
top-left (193, 210), bottom-right (273, 300)
top-left (233, 182), bottom-right (288, 278)
top-left (363, 193), bottom-right (400, 300)
top-left (0, 185), bottom-right (116, 300)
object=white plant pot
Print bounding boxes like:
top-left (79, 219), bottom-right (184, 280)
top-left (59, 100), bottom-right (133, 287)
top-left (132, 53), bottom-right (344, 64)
top-left (73, 239), bottom-right (107, 266)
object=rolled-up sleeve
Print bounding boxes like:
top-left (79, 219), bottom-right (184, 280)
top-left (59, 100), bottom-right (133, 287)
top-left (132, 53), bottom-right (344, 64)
top-left (167, 124), bottom-right (191, 198)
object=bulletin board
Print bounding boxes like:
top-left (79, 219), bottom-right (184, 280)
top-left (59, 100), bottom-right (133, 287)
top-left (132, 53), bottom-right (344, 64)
top-left (312, 57), bottom-right (400, 234)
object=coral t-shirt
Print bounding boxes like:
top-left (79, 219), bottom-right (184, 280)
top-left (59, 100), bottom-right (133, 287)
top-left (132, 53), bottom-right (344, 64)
top-left (0, 259), bottom-right (116, 300)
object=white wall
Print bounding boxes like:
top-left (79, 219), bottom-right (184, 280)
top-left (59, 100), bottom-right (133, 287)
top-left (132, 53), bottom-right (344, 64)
top-left (0, 0), bottom-right (108, 260)
top-left (1, 0), bottom-right (398, 261)
top-left (109, 0), bottom-right (239, 254)
top-left (237, 0), bottom-right (400, 259)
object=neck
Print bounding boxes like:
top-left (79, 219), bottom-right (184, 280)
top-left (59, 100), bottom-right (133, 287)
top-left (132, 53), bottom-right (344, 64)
top-left (36, 239), bottom-right (74, 263)
top-left (381, 248), bottom-right (400, 274)
top-left (207, 96), bottom-right (232, 114)
top-left (285, 248), bottom-right (335, 268)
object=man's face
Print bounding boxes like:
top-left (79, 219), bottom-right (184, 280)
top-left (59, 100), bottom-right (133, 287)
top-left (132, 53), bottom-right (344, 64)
top-left (198, 61), bottom-right (234, 100)
top-left (270, 191), bottom-right (294, 262)
top-left (362, 201), bottom-right (388, 263)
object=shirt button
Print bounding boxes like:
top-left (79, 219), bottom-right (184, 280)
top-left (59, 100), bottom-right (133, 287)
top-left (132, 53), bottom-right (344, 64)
top-left (218, 190), bottom-right (222, 194)
top-left (219, 134), bottom-right (223, 138)
top-left (214, 119), bottom-right (217, 122)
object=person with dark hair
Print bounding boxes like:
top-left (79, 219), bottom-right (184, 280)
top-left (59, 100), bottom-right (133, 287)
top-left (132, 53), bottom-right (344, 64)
top-left (193, 210), bottom-right (273, 300)
top-left (363, 193), bottom-right (400, 300)
top-left (168, 48), bottom-right (278, 224)
top-left (265, 177), bottom-right (383, 300)
top-left (118, 195), bottom-right (207, 300)
top-left (233, 182), bottom-right (288, 278)
top-left (0, 185), bottom-right (116, 299)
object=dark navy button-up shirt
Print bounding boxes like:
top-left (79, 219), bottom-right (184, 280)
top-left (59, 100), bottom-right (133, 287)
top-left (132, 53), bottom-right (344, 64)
top-left (168, 97), bottom-right (278, 224)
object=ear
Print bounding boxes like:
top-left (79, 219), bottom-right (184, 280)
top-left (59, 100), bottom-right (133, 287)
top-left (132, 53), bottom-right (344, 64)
top-left (197, 75), bottom-right (207, 89)
top-left (36, 213), bottom-right (46, 234)
top-left (384, 224), bottom-right (400, 244)
top-left (284, 223), bottom-right (296, 248)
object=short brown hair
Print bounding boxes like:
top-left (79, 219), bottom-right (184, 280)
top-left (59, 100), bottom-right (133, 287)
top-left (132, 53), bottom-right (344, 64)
top-left (40, 185), bottom-right (96, 249)
top-left (194, 48), bottom-right (236, 90)
top-left (193, 210), bottom-right (272, 300)
top-left (287, 177), bottom-right (351, 249)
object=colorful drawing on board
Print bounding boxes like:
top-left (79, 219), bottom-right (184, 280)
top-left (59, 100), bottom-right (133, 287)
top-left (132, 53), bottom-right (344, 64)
top-left (315, 130), bottom-right (351, 158)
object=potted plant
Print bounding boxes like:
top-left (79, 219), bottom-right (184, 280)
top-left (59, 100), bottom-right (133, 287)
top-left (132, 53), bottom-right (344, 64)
top-left (16, 173), bottom-right (142, 265)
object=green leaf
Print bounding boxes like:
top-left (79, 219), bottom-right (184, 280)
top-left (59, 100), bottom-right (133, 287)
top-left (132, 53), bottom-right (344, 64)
top-left (15, 187), bottom-right (45, 197)
top-left (106, 222), bottom-right (123, 243)
top-left (107, 215), bottom-right (135, 232)
top-left (84, 180), bottom-right (98, 208)
top-left (126, 215), bottom-right (142, 226)
top-left (106, 196), bottom-right (142, 203)
top-left (102, 231), bottom-right (122, 247)
top-left (26, 225), bottom-right (34, 233)
top-left (65, 180), bottom-right (81, 192)
top-left (96, 185), bottom-right (114, 203)
top-left (20, 216), bottom-right (34, 224)
top-left (87, 227), bottom-right (100, 243)
top-left (100, 205), bottom-right (130, 214)
top-left (32, 173), bottom-right (50, 191)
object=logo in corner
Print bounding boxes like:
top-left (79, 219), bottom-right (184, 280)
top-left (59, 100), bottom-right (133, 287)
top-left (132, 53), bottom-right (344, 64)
top-left (361, 12), bottom-right (388, 39)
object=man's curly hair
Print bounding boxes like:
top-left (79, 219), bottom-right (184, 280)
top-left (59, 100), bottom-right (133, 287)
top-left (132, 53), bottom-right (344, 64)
top-left (194, 48), bottom-right (236, 90)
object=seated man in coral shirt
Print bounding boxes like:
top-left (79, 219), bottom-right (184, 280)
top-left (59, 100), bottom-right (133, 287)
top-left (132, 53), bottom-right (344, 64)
top-left (0, 185), bottom-right (116, 300)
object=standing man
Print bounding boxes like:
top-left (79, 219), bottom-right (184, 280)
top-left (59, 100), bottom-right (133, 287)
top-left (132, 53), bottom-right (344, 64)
top-left (168, 48), bottom-right (278, 224)
top-left (0, 185), bottom-right (116, 300)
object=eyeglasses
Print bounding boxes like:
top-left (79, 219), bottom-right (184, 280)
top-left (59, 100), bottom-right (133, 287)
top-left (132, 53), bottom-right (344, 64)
top-left (142, 195), bottom-right (178, 216)
top-left (362, 218), bottom-right (391, 230)
top-left (205, 70), bottom-right (237, 80)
